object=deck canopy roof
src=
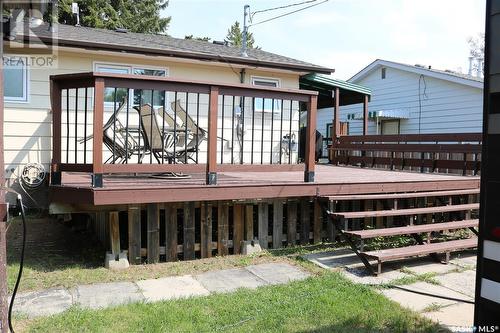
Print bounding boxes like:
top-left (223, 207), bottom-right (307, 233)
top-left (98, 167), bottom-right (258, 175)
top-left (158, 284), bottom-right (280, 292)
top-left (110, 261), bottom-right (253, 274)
top-left (300, 73), bottom-right (371, 108)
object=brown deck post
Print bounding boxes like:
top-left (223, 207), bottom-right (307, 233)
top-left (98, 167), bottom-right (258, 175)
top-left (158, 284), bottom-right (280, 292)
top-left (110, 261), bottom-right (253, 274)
top-left (50, 80), bottom-right (62, 185)
top-left (128, 206), bottom-right (141, 265)
top-left (313, 200), bottom-right (322, 243)
top-left (200, 202), bottom-right (212, 258)
top-left (92, 78), bottom-right (105, 187)
top-left (147, 203), bottom-right (160, 263)
top-left (287, 201), bottom-right (297, 246)
top-left (0, 205), bottom-right (7, 333)
top-left (233, 204), bottom-right (244, 254)
top-left (245, 205), bottom-right (254, 241)
top-left (300, 199), bottom-right (311, 245)
top-left (272, 200), bottom-right (283, 248)
top-left (207, 86), bottom-right (219, 185)
top-left (217, 202), bottom-right (229, 255)
top-left (183, 202), bottom-right (195, 260)
top-left (363, 94), bottom-right (369, 135)
top-left (258, 202), bottom-right (269, 249)
top-left (304, 95), bottom-right (318, 182)
top-left (109, 211), bottom-right (120, 259)
top-left (165, 204), bottom-right (178, 262)
top-left (331, 87), bottom-right (340, 163)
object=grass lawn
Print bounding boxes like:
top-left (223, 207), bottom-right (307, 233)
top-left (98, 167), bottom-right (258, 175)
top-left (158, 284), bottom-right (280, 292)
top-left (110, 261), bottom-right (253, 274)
top-left (22, 272), bottom-right (441, 333)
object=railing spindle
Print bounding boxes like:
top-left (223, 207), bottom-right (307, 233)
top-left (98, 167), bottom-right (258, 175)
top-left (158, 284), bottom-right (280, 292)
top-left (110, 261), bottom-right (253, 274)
top-left (221, 95), bottom-right (225, 164)
top-left (270, 99), bottom-right (274, 164)
top-left (279, 99), bottom-right (283, 165)
top-left (289, 100), bottom-right (292, 165)
top-left (174, 91), bottom-right (178, 163)
top-left (66, 89), bottom-right (69, 163)
top-left (74, 88), bottom-right (78, 163)
top-left (231, 95), bottom-right (235, 164)
top-left (261, 98), bottom-right (265, 164)
top-left (240, 96), bottom-right (245, 164)
top-left (185, 92), bottom-right (189, 164)
top-left (251, 97), bottom-right (255, 164)
top-left (83, 88), bottom-right (88, 164)
top-left (125, 88), bottom-right (130, 164)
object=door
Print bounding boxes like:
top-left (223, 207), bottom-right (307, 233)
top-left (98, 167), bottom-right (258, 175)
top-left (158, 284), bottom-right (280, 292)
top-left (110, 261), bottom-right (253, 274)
top-left (381, 120), bottom-right (400, 135)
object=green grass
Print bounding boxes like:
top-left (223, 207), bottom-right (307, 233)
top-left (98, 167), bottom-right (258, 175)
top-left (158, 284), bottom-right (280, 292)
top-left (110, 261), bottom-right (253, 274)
top-left (24, 272), bottom-right (441, 333)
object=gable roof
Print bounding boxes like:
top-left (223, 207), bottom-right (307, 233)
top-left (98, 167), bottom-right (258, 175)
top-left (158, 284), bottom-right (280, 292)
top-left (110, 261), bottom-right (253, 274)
top-left (10, 23), bottom-right (333, 74)
top-left (349, 59), bottom-right (483, 89)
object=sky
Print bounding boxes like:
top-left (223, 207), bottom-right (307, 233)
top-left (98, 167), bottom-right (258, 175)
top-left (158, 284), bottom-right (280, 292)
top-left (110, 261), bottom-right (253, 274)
top-left (164, 0), bottom-right (486, 79)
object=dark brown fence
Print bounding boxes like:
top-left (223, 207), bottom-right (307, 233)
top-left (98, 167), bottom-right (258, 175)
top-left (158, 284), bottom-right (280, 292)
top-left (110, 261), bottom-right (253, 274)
top-left (49, 72), bottom-right (318, 187)
top-left (329, 133), bottom-right (482, 175)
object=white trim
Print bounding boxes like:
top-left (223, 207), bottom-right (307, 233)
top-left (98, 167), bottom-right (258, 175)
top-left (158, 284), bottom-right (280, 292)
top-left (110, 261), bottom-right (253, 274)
top-left (349, 59), bottom-right (484, 89)
top-left (4, 55), bottom-right (30, 103)
top-left (483, 240), bottom-right (500, 262)
top-left (250, 75), bottom-right (281, 88)
top-left (251, 76), bottom-right (281, 113)
top-left (481, 278), bottom-right (500, 304)
top-left (93, 61), bottom-right (169, 76)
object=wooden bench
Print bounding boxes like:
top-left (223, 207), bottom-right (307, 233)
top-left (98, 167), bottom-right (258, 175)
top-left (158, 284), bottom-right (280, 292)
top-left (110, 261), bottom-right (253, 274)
top-left (363, 237), bottom-right (477, 275)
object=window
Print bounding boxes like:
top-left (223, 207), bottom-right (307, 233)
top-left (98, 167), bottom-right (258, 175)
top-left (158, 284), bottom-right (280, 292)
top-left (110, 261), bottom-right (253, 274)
top-left (4, 56), bottom-right (29, 102)
top-left (94, 63), bottom-right (168, 107)
top-left (381, 67), bottom-right (386, 79)
top-left (251, 76), bottom-right (281, 112)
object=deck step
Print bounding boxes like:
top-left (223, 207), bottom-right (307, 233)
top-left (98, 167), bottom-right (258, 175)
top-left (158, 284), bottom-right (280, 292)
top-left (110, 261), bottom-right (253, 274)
top-left (361, 237), bottom-right (477, 262)
top-left (321, 188), bottom-right (479, 201)
top-left (344, 219), bottom-right (478, 239)
top-left (329, 203), bottom-right (479, 219)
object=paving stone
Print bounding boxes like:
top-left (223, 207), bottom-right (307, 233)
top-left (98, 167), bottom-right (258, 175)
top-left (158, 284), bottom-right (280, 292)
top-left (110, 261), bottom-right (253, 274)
top-left (449, 251), bottom-right (477, 268)
top-left (435, 270), bottom-right (476, 298)
top-left (196, 268), bottom-right (267, 293)
top-left (303, 248), bottom-right (366, 269)
top-left (12, 288), bottom-right (72, 318)
top-left (246, 263), bottom-right (310, 285)
top-left (423, 302), bottom-right (474, 328)
top-left (390, 257), bottom-right (460, 275)
top-left (342, 266), bottom-right (411, 285)
top-left (380, 282), bottom-right (471, 312)
top-left (137, 275), bottom-right (210, 302)
top-left (73, 281), bottom-right (144, 309)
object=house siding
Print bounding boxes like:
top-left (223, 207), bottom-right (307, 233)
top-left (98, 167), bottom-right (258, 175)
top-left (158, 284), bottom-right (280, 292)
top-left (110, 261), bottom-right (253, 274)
top-left (3, 48), bottom-right (301, 183)
top-left (317, 66), bottom-right (483, 140)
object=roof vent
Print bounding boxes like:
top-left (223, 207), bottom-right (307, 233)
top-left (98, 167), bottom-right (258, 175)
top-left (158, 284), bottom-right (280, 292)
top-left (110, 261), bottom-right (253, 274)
top-left (212, 40), bottom-right (228, 46)
top-left (414, 64), bottom-right (425, 68)
top-left (115, 27), bottom-right (128, 33)
top-left (445, 69), bottom-right (455, 73)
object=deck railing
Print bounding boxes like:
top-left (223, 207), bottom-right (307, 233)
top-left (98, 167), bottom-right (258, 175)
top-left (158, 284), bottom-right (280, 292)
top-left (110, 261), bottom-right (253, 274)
top-left (49, 72), bottom-right (318, 187)
top-left (328, 133), bottom-right (482, 175)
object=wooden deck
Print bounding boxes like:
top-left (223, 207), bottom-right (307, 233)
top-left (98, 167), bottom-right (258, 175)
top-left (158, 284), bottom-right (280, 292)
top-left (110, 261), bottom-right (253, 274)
top-left (50, 165), bottom-right (480, 206)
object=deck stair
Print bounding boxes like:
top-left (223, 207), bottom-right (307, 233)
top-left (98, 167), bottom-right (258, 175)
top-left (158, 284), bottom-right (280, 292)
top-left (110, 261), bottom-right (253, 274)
top-left (319, 188), bottom-right (480, 275)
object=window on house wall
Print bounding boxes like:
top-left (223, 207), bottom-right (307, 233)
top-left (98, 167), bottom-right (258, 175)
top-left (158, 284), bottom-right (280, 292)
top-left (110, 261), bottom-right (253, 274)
top-left (381, 67), bottom-right (386, 79)
top-left (94, 63), bottom-right (168, 107)
top-left (251, 76), bottom-right (281, 112)
top-left (4, 55), bottom-right (29, 102)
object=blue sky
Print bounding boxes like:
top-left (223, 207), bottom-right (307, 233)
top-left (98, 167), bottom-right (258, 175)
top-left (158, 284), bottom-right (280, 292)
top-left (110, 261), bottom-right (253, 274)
top-left (165, 0), bottom-right (485, 79)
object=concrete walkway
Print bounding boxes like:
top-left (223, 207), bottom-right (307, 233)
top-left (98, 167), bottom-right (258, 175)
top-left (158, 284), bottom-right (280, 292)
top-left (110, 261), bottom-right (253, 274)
top-left (305, 249), bottom-right (477, 330)
top-left (11, 262), bottom-right (310, 318)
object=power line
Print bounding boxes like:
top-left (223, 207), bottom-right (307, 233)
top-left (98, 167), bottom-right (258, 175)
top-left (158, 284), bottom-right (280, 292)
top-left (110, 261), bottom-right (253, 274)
top-left (250, 0), bottom-right (318, 19)
top-left (249, 0), bottom-right (329, 27)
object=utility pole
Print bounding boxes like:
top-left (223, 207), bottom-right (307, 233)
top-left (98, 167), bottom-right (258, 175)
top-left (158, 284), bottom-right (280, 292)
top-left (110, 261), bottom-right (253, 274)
top-left (0, 0), bottom-right (8, 330)
top-left (241, 4), bottom-right (250, 57)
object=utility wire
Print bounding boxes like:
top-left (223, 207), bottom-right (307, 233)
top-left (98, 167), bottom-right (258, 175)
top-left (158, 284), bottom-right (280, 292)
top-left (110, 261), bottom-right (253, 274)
top-left (250, 0), bottom-right (318, 19)
top-left (249, 0), bottom-right (329, 27)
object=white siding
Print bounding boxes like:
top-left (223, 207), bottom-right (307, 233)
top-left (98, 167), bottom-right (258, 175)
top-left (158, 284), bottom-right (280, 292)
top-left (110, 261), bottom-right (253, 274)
top-left (317, 67), bottom-right (483, 138)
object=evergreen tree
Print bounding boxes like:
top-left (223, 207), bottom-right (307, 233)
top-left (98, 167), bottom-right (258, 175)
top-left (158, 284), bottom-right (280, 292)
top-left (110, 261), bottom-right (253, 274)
top-left (225, 21), bottom-right (257, 48)
top-left (57, 0), bottom-right (170, 34)
top-left (185, 34), bottom-right (211, 42)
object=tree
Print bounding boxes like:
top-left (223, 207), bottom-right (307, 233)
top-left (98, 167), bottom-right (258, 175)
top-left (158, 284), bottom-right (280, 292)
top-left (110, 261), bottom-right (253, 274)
top-left (57, 0), bottom-right (171, 34)
top-left (225, 21), bottom-right (257, 49)
top-left (185, 35), bottom-right (211, 42)
top-left (467, 32), bottom-right (485, 59)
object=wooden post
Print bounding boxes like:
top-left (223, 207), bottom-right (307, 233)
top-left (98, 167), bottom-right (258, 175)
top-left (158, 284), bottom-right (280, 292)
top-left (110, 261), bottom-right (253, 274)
top-left (364, 200), bottom-right (373, 228)
top-left (376, 200), bottom-right (384, 228)
top-left (128, 206), bottom-right (141, 265)
top-left (92, 78), bottom-right (105, 188)
top-left (300, 200), bottom-right (311, 245)
top-left (217, 202), bottom-right (229, 255)
top-left (233, 204), bottom-right (244, 254)
top-left (287, 201), bottom-right (297, 246)
top-left (207, 86), bottom-right (219, 185)
top-left (258, 202), bottom-right (269, 249)
top-left (147, 203), bottom-right (160, 264)
top-left (200, 202), bottom-right (213, 258)
top-left (50, 80), bottom-right (62, 185)
top-left (183, 202), bottom-right (195, 260)
top-left (313, 200), bottom-right (322, 243)
top-left (304, 95), bottom-right (318, 182)
top-left (327, 200), bottom-right (336, 242)
top-left (363, 94), bottom-right (369, 135)
top-left (272, 200), bottom-right (283, 248)
top-left (109, 211), bottom-right (120, 260)
top-left (331, 87), bottom-right (340, 164)
top-left (245, 205), bottom-right (254, 241)
top-left (165, 204), bottom-right (178, 262)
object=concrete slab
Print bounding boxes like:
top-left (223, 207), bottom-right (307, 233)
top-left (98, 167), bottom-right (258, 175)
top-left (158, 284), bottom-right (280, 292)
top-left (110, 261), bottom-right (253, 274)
top-left (72, 282), bottom-right (143, 309)
top-left (423, 302), bottom-right (474, 328)
top-left (389, 257), bottom-right (459, 275)
top-left (380, 282), bottom-right (471, 312)
top-left (245, 263), bottom-right (310, 285)
top-left (342, 266), bottom-right (411, 285)
top-left (196, 268), bottom-right (267, 293)
top-left (137, 275), bottom-right (210, 302)
top-left (303, 248), bottom-right (366, 269)
top-left (449, 251), bottom-right (477, 268)
top-left (12, 288), bottom-right (72, 318)
top-left (435, 270), bottom-right (476, 298)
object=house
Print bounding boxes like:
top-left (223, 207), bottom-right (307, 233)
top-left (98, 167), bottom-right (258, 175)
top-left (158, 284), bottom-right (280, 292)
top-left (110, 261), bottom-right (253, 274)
top-left (317, 59), bottom-right (484, 139)
top-left (3, 22), bottom-right (334, 204)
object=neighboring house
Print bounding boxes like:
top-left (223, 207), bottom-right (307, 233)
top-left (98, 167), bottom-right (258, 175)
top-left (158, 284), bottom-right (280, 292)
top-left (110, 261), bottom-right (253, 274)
top-left (3, 23), bottom-right (331, 196)
top-left (317, 59), bottom-right (484, 139)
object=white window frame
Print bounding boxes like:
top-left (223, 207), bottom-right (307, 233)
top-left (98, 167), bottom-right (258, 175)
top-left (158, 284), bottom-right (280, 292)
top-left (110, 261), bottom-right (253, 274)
top-left (4, 55), bottom-right (30, 103)
top-left (251, 76), bottom-right (281, 113)
top-left (94, 62), bottom-right (169, 108)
